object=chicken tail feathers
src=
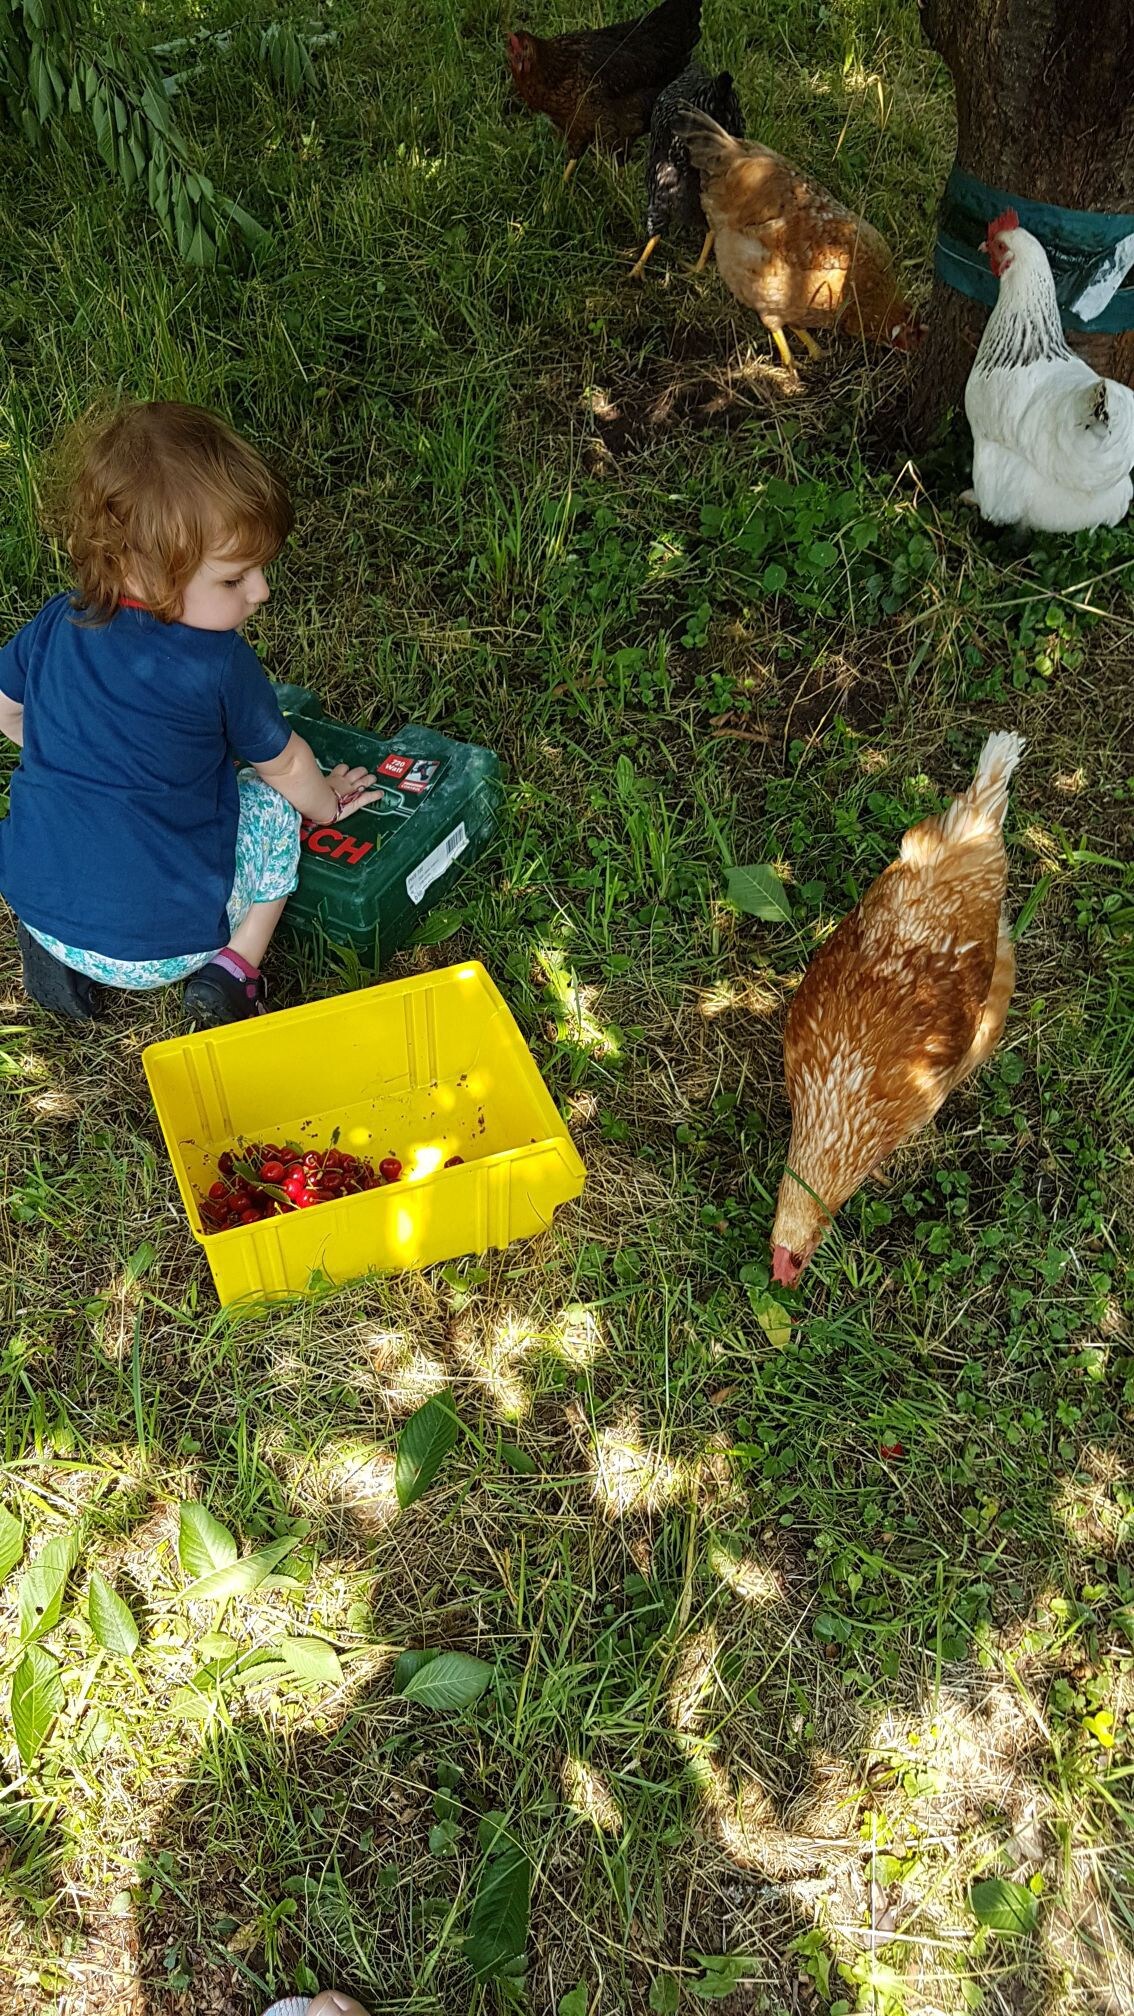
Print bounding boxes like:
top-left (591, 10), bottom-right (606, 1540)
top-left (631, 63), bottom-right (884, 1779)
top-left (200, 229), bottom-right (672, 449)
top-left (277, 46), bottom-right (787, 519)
top-left (947, 731), bottom-right (1025, 838)
top-left (900, 732), bottom-right (1024, 866)
top-left (675, 106), bottom-right (744, 178)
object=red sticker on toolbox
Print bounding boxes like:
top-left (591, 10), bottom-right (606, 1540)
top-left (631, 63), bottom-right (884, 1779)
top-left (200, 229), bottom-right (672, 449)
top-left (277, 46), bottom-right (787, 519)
top-left (377, 754), bottom-right (413, 780)
top-left (399, 758), bottom-right (442, 795)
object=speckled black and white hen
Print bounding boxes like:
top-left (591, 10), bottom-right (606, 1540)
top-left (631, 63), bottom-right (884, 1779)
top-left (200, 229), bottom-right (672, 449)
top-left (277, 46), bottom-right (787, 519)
top-left (630, 62), bottom-right (743, 279)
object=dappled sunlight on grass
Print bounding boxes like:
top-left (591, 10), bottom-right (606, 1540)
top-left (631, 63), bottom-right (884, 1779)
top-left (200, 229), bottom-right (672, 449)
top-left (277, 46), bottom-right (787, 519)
top-left (362, 1327), bottom-right (450, 1408)
top-left (1052, 1452), bottom-right (1128, 1554)
top-left (545, 1300), bottom-right (605, 1370)
top-left (1024, 820), bottom-right (1065, 866)
top-left (560, 1754), bottom-right (623, 1835)
top-left (88, 1269), bottom-right (145, 1366)
top-left (591, 1427), bottom-right (679, 1516)
top-left (696, 975), bottom-right (781, 1020)
top-left (271, 1433), bottom-right (400, 1537)
top-left (27, 1085), bottom-right (81, 1121)
top-left (444, 1296), bottom-right (608, 1420)
top-left (683, 1746), bottom-right (850, 1877)
top-left (665, 1625), bottom-right (720, 1735)
top-left (535, 946), bottom-right (622, 1059)
top-left (706, 1535), bottom-right (783, 1605)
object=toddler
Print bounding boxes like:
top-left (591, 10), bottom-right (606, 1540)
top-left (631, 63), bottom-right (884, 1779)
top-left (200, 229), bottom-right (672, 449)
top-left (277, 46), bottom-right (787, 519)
top-left (0, 400), bottom-right (377, 1027)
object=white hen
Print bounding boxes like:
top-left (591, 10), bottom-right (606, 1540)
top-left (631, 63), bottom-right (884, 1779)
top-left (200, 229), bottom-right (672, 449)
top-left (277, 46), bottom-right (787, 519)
top-left (964, 209), bottom-right (1134, 534)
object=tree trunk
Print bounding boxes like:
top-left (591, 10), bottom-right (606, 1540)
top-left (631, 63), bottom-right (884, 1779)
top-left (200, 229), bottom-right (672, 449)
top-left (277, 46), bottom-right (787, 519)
top-left (907, 0), bottom-right (1134, 444)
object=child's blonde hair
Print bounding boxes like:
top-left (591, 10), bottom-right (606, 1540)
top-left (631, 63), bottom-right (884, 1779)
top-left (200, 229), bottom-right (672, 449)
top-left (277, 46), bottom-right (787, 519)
top-left (55, 400), bottom-right (294, 623)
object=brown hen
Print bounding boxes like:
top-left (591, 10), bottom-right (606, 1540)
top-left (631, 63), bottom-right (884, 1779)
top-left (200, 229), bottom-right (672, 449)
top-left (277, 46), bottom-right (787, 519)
top-left (771, 733), bottom-right (1025, 1286)
top-left (677, 110), bottom-right (922, 365)
top-left (507, 0), bottom-right (702, 181)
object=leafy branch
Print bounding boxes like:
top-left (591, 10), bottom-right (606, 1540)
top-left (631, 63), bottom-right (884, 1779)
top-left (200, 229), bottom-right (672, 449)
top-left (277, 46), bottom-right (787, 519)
top-left (0, 0), bottom-right (267, 265)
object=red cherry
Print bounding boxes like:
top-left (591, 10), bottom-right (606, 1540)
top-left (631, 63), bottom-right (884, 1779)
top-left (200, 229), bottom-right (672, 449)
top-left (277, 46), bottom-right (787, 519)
top-left (209, 1180), bottom-right (228, 1200)
top-left (379, 1157), bottom-right (402, 1182)
top-left (260, 1160), bottom-right (286, 1184)
top-left (217, 1152), bottom-right (234, 1176)
top-left (879, 1442), bottom-right (904, 1461)
top-left (239, 1207), bottom-right (259, 1224)
top-left (444, 1155), bottom-right (464, 1168)
top-left (298, 1187), bottom-right (323, 1208)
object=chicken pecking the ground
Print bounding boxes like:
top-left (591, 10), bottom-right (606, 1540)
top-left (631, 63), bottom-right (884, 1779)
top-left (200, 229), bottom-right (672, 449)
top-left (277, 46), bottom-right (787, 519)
top-left (629, 63), bottom-right (743, 279)
top-left (770, 733), bottom-right (1025, 1287)
top-left (676, 110), bottom-right (923, 366)
top-left (506, 0), bottom-right (702, 183)
top-left (963, 210), bottom-right (1134, 534)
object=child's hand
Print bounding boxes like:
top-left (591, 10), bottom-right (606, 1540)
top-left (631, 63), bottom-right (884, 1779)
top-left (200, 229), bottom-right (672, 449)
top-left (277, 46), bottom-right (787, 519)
top-left (328, 761), bottom-right (382, 817)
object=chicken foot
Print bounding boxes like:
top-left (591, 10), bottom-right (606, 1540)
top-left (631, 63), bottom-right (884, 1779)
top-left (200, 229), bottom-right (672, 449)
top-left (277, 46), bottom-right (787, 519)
top-left (791, 326), bottom-right (825, 361)
top-left (691, 227), bottom-right (715, 273)
top-left (562, 157), bottom-right (579, 185)
top-left (767, 324), bottom-right (796, 370)
top-left (630, 233), bottom-right (661, 280)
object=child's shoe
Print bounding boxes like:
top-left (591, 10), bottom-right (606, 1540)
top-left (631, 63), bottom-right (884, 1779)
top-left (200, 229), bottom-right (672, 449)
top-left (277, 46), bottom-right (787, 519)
top-left (262, 1995), bottom-right (371, 2016)
top-left (183, 949), bottom-right (267, 1028)
top-left (17, 923), bottom-right (101, 1022)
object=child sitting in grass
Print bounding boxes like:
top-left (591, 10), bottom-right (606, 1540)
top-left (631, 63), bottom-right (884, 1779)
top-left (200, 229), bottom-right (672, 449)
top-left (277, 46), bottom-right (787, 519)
top-left (0, 399), bottom-right (378, 1028)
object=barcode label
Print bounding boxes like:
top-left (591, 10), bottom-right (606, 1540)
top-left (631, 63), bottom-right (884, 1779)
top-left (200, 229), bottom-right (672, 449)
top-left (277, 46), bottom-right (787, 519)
top-left (406, 823), bottom-right (468, 904)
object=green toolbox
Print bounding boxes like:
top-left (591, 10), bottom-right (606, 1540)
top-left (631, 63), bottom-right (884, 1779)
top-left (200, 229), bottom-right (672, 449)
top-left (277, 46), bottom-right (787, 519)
top-left (268, 683), bottom-right (503, 968)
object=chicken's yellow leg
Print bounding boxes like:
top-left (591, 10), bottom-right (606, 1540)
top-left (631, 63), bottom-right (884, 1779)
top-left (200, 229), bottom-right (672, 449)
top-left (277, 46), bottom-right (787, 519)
top-left (791, 326), bottom-right (825, 361)
top-left (691, 227), bottom-right (715, 273)
top-left (768, 324), bottom-right (795, 369)
top-left (629, 233), bottom-right (660, 280)
top-left (562, 157), bottom-right (579, 185)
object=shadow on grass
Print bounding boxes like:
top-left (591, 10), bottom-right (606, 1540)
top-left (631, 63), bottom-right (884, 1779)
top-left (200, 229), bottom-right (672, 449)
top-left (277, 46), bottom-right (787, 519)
top-left (60, 1256), bottom-right (1122, 2016)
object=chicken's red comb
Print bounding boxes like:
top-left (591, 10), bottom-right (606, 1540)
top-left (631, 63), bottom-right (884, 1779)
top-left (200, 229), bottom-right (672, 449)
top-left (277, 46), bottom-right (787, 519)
top-left (986, 207), bottom-right (1019, 241)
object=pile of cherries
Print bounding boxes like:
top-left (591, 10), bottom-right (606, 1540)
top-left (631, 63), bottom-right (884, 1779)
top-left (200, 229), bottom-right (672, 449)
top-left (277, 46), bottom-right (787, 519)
top-left (199, 1141), bottom-right (464, 1234)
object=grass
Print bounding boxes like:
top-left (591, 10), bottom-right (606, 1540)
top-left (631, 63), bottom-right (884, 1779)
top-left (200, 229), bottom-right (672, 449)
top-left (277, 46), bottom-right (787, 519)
top-left (1, 0), bottom-right (1133, 2011)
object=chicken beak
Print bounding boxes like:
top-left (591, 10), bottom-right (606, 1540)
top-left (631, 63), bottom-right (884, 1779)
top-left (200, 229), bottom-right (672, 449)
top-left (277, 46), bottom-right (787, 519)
top-left (978, 236), bottom-right (989, 254)
top-left (771, 1243), bottom-right (803, 1288)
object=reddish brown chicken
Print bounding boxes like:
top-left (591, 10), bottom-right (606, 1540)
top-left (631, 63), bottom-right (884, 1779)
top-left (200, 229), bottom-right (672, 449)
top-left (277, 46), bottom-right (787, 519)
top-left (677, 109), bottom-right (923, 365)
top-left (771, 733), bottom-right (1025, 1285)
top-left (507, 0), bottom-right (702, 180)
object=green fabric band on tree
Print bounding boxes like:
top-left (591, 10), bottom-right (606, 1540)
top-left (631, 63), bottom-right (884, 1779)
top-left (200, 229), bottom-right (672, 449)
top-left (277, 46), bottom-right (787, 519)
top-left (935, 165), bottom-right (1134, 333)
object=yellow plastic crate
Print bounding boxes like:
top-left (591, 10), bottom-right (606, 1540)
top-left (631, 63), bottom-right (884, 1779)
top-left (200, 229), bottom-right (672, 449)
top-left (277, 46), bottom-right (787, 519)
top-left (143, 961), bottom-right (586, 1307)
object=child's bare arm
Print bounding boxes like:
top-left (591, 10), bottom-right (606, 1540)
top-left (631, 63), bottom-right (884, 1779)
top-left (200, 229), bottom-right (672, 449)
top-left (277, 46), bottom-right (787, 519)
top-left (0, 692), bottom-right (24, 748)
top-left (253, 731), bottom-right (380, 824)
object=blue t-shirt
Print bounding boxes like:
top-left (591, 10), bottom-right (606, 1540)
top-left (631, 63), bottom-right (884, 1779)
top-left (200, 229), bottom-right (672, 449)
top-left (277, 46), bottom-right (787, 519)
top-left (0, 593), bottom-right (291, 959)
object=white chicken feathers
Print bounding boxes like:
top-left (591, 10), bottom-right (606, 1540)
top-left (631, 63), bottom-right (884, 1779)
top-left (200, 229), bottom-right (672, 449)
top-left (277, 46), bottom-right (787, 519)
top-left (964, 222), bottom-right (1134, 534)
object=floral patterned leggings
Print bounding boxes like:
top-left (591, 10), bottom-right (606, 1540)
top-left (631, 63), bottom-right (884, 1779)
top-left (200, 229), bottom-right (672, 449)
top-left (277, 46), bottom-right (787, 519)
top-left (25, 773), bottom-right (301, 991)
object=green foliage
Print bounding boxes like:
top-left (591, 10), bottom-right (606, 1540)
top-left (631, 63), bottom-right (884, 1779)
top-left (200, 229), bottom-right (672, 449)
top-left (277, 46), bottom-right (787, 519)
top-left (179, 1536), bottom-right (298, 1604)
top-left (395, 1388), bottom-right (460, 1508)
top-left (397, 1651), bottom-right (494, 1711)
top-left (0, 0), bottom-right (265, 264)
top-left (177, 1502), bottom-right (237, 1580)
top-left (970, 1878), bottom-right (1040, 1935)
top-left (279, 1635), bottom-right (343, 1686)
top-left (87, 1571), bottom-right (140, 1656)
top-left (0, 1504), bottom-right (25, 1584)
top-left (19, 1532), bottom-right (76, 1644)
top-left (726, 864), bottom-right (792, 921)
top-left (11, 1644), bottom-right (63, 1764)
top-left (466, 1831), bottom-right (531, 1982)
